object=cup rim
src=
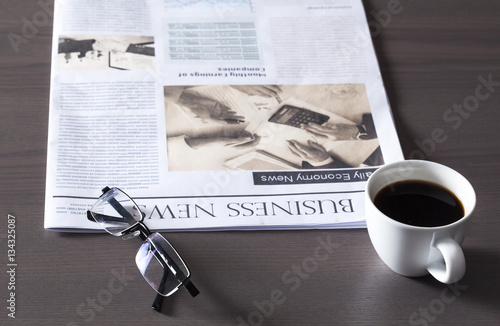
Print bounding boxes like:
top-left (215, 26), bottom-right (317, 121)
top-left (366, 160), bottom-right (476, 230)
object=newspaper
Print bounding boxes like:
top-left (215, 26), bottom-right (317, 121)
top-left (44, 0), bottom-right (404, 232)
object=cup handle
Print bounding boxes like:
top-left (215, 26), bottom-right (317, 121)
top-left (427, 238), bottom-right (466, 284)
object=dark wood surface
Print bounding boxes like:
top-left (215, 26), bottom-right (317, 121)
top-left (1, 1), bottom-right (499, 325)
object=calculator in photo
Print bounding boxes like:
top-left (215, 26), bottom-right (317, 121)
top-left (268, 105), bottom-right (330, 128)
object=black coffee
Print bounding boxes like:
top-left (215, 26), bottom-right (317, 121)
top-left (374, 180), bottom-right (464, 227)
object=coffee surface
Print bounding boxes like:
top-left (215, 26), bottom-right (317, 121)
top-left (374, 180), bottom-right (464, 227)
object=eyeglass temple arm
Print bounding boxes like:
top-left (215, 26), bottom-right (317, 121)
top-left (87, 211), bottom-right (134, 226)
top-left (151, 278), bottom-right (200, 312)
top-left (151, 267), bottom-right (199, 311)
top-left (135, 223), bottom-right (199, 312)
top-left (148, 231), bottom-right (200, 295)
top-left (148, 231), bottom-right (200, 294)
top-left (87, 210), bottom-right (96, 222)
top-left (183, 279), bottom-right (200, 297)
top-left (86, 187), bottom-right (137, 226)
top-left (130, 222), bottom-right (199, 311)
top-left (103, 187), bottom-right (137, 225)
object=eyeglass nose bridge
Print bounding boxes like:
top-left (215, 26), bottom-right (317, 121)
top-left (122, 230), bottom-right (141, 240)
top-left (119, 211), bottom-right (147, 240)
top-left (121, 220), bottom-right (153, 241)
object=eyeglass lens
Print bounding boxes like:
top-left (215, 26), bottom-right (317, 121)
top-left (89, 188), bottom-right (142, 236)
top-left (136, 233), bottom-right (191, 296)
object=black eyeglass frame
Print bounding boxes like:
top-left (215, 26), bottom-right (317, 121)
top-left (86, 186), bottom-right (199, 311)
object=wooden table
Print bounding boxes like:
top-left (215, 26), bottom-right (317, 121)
top-left (1, 0), bottom-right (499, 325)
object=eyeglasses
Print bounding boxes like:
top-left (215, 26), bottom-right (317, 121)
top-left (86, 186), bottom-right (199, 311)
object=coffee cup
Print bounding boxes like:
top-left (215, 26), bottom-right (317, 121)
top-left (365, 160), bottom-right (476, 284)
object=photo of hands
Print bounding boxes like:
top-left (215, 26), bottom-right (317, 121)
top-left (164, 84), bottom-right (383, 171)
top-left (57, 35), bottom-right (155, 71)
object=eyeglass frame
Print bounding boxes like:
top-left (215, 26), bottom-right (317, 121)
top-left (86, 186), bottom-right (199, 311)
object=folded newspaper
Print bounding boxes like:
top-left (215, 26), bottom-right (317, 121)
top-left (44, 0), bottom-right (404, 232)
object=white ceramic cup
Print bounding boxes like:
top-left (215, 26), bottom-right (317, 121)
top-left (365, 160), bottom-right (476, 284)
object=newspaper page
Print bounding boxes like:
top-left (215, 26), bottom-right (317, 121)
top-left (44, 0), bottom-right (404, 232)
